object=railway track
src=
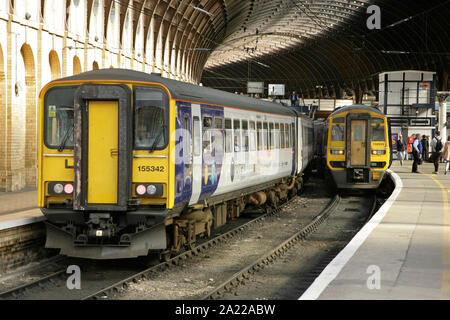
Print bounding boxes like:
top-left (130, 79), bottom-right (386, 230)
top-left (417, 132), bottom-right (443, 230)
top-left (0, 195), bottom-right (299, 300)
top-left (202, 194), bottom-right (377, 300)
top-left (0, 192), bottom-right (377, 300)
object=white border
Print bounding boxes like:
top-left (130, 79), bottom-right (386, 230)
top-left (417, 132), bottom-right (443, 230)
top-left (299, 169), bottom-right (403, 300)
top-left (0, 215), bottom-right (46, 231)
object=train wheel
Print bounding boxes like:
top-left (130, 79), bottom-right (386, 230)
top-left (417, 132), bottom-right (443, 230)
top-left (159, 251), bottom-right (171, 262)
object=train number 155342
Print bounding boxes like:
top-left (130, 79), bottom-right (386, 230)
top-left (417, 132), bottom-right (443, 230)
top-left (137, 165), bottom-right (165, 172)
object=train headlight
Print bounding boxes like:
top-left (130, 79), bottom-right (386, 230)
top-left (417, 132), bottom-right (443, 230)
top-left (53, 183), bottom-right (64, 194)
top-left (371, 150), bottom-right (386, 155)
top-left (330, 150), bottom-right (345, 155)
top-left (147, 184), bottom-right (157, 195)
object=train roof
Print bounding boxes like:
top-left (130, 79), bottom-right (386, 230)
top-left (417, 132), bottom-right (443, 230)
top-left (329, 104), bottom-right (385, 117)
top-left (51, 69), bottom-right (298, 117)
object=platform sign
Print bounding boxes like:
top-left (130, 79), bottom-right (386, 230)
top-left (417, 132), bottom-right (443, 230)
top-left (268, 84), bottom-right (285, 96)
top-left (247, 81), bottom-right (264, 94)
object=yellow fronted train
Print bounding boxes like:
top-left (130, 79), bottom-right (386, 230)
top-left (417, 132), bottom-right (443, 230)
top-left (319, 105), bottom-right (392, 190)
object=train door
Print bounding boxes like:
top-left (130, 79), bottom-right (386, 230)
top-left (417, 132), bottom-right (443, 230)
top-left (190, 104), bottom-right (202, 205)
top-left (349, 119), bottom-right (367, 166)
top-left (88, 101), bottom-right (119, 203)
top-left (73, 84), bottom-right (132, 210)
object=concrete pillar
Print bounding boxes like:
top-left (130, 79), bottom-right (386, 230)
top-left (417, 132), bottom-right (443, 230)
top-left (437, 92), bottom-right (449, 143)
top-left (439, 100), bottom-right (447, 143)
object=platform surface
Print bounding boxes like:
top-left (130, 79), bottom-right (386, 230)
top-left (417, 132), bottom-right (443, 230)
top-left (300, 161), bottom-right (450, 300)
top-left (0, 189), bottom-right (43, 231)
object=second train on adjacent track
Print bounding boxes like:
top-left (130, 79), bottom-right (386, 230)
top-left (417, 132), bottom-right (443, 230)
top-left (315, 105), bottom-right (392, 190)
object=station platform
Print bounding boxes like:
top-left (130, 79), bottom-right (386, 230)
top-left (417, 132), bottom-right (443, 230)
top-left (0, 189), bottom-right (43, 231)
top-left (300, 161), bottom-right (450, 300)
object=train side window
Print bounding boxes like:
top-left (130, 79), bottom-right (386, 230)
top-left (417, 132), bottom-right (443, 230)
top-left (269, 123), bottom-right (274, 149)
top-left (203, 116), bottom-right (212, 155)
top-left (275, 123), bottom-right (280, 149)
top-left (257, 121), bottom-right (262, 150)
top-left (291, 124), bottom-right (295, 148)
top-left (193, 117), bottom-right (200, 156)
top-left (249, 121), bottom-right (256, 151)
top-left (263, 122), bottom-right (268, 150)
top-left (214, 117), bottom-right (224, 154)
top-left (234, 119), bottom-right (241, 152)
top-left (183, 115), bottom-right (190, 157)
top-left (225, 118), bottom-right (232, 153)
top-left (242, 120), bottom-right (249, 151)
top-left (285, 124), bottom-right (290, 148)
top-left (280, 124), bottom-right (285, 148)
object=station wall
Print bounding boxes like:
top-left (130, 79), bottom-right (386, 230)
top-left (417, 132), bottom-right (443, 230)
top-left (0, 0), bottom-right (201, 191)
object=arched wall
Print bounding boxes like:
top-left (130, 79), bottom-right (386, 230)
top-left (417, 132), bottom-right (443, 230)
top-left (0, 44), bottom-right (6, 190)
top-left (20, 44), bottom-right (37, 188)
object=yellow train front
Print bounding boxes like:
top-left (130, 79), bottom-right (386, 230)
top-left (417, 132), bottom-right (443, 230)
top-left (324, 105), bottom-right (392, 190)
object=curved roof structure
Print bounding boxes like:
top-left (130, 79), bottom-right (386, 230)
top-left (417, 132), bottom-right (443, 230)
top-left (199, 0), bottom-right (450, 99)
top-left (50, 68), bottom-right (297, 116)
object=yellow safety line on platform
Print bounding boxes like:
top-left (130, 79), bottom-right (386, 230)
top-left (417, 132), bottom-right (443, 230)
top-left (425, 174), bottom-right (450, 292)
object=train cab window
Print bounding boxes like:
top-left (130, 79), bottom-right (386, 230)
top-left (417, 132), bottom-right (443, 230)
top-left (249, 121), bottom-right (256, 151)
top-left (257, 121), bottom-right (262, 150)
top-left (263, 122), bottom-right (268, 150)
top-left (134, 87), bottom-right (169, 150)
top-left (234, 119), bottom-right (241, 152)
top-left (203, 116), bottom-right (213, 155)
top-left (242, 120), bottom-right (249, 152)
top-left (193, 117), bottom-right (201, 156)
top-left (331, 117), bottom-right (345, 142)
top-left (225, 118), bottom-right (232, 153)
top-left (371, 118), bottom-right (385, 141)
top-left (44, 87), bottom-right (77, 149)
top-left (280, 124), bottom-right (285, 148)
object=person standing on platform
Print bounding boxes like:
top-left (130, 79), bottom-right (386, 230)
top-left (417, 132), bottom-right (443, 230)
top-left (411, 133), bottom-right (422, 173)
top-left (397, 134), bottom-right (406, 166)
top-left (430, 131), bottom-right (443, 174)
top-left (290, 91), bottom-right (298, 107)
top-left (421, 135), bottom-right (429, 161)
top-left (442, 136), bottom-right (450, 175)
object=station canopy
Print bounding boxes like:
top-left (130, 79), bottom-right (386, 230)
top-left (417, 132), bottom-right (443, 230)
top-left (185, 0), bottom-right (450, 98)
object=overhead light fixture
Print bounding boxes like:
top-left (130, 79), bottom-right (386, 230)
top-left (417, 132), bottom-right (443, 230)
top-left (190, 4), bottom-right (213, 16)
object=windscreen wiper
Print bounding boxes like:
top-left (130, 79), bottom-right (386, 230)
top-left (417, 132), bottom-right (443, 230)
top-left (57, 127), bottom-right (72, 152)
top-left (149, 124), bottom-right (166, 153)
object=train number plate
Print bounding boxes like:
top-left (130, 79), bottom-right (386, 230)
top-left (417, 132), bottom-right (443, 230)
top-left (137, 166), bottom-right (165, 172)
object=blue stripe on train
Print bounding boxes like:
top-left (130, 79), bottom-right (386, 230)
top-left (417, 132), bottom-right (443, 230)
top-left (173, 102), bottom-right (224, 206)
top-left (174, 101), bottom-right (192, 205)
top-left (199, 105), bottom-right (224, 201)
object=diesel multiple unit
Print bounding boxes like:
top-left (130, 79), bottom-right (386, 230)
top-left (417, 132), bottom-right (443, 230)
top-left (38, 69), bottom-right (314, 259)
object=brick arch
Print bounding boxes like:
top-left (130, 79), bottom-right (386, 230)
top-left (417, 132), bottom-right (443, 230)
top-left (73, 55), bottom-right (82, 75)
top-left (49, 50), bottom-right (61, 80)
top-left (20, 43), bottom-right (37, 188)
